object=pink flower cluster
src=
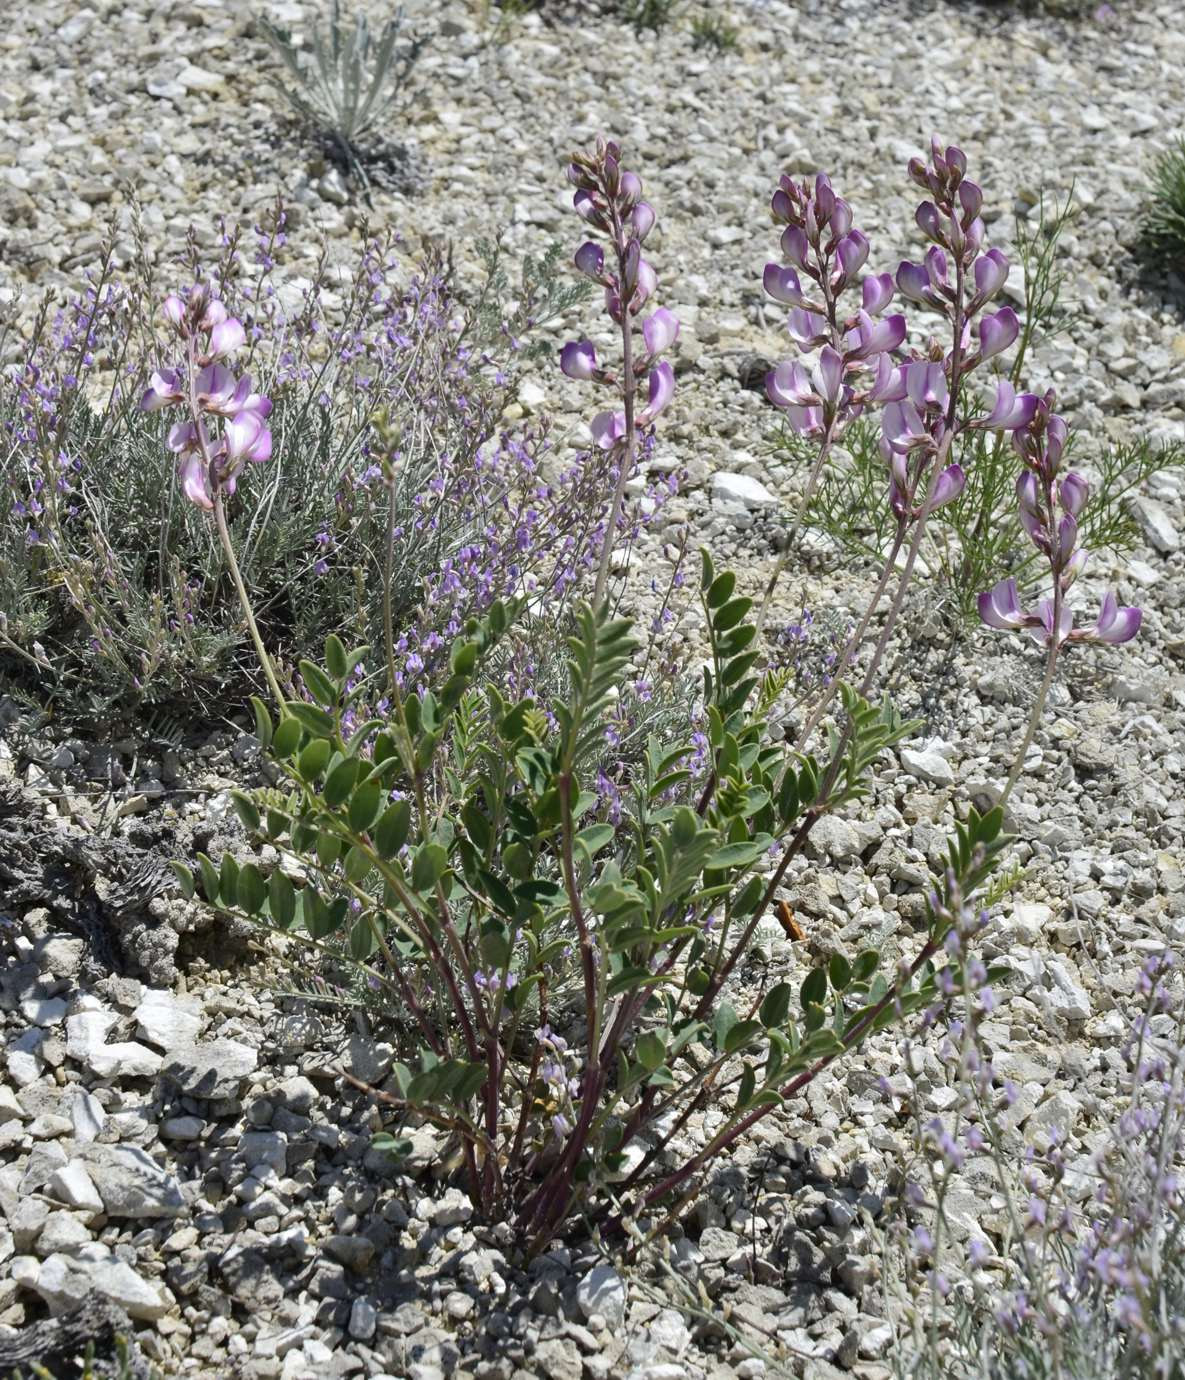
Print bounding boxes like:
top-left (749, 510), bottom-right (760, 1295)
top-left (764, 171), bottom-right (905, 439)
top-left (561, 138), bottom-right (678, 451)
top-left (979, 394), bottom-right (1141, 647)
top-left (141, 287), bottom-right (272, 511)
top-left (761, 147), bottom-right (1037, 529)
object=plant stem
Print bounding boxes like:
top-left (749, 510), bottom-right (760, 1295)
top-left (754, 414), bottom-right (840, 640)
top-left (212, 495), bottom-right (285, 711)
top-left (1000, 588), bottom-right (1063, 808)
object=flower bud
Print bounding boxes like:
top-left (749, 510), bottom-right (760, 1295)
top-left (574, 242), bottom-right (605, 282)
top-left (916, 202), bottom-right (943, 243)
top-left (630, 202), bottom-right (656, 241)
top-left (959, 180), bottom-right (983, 223)
top-left (1058, 472), bottom-right (1089, 517)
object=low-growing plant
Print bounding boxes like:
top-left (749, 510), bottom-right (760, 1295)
top-left (258, 2), bottom-right (427, 199)
top-left (166, 137), bottom-right (1151, 1258)
top-left (178, 563), bottom-right (1012, 1250)
top-left (0, 214), bottom-right (593, 716)
top-left (690, 9), bottom-right (740, 51)
top-left (617, 0), bottom-right (683, 35)
top-left (1143, 136), bottom-right (1185, 264)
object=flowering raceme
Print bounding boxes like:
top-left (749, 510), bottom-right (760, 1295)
top-left (978, 394), bottom-right (1141, 647)
top-left (141, 286), bottom-right (273, 511)
top-left (562, 137), bottom-right (679, 605)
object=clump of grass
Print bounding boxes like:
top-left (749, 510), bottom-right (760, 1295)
top-left (1143, 137), bottom-right (1185, 263)
top-left (690, 10), bottom-right (740, 51)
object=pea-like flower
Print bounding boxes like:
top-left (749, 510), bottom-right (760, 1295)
top-left (560, 340), bottom-right (600, 381)
top-left (142, 287), bottom-right (274, 511)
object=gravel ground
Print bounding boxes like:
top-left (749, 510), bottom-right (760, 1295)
top-left (2, 0), bottom-right (1185, 1376)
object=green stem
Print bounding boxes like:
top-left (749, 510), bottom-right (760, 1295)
top-left (1000, 588), bottom-right (1063, 809)
top-left (212, 495), bottom-right (285, 711)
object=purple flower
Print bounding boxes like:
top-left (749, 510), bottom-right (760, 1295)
top-left (972, 248), bottom-right (1009, 305)
top-left (638, 361), bottom-right (675, 425)
top-left (224, 409), bottom-right (273, 466)
top-left (978, 577), bottom-right (1038, 632)
top-left (978, 307), bottom-right (1020, 362)
top-left (140, 368), bottom-right (184, 411)
top-left (631, 202), bottom-right (656, 241)
top-left (207, 316), bottom-right (246, 359)
top-left (978, 378), bottom-right (1039, 431)
top-left (1083, 591), bottom-right (1142, 645)
top-left (785, 308), bottom-right (830, 348)
top-left (845, 310), bottom-right (906, 361)
top-left (642, 307), bottom-right (680, 356)
top-left (861, 273), bottom-right (895, 316)
top-left (590, 409), bottom-right (626, 450)
top-left (1058, 472), bottom-right (1090, 517)
top-left (560, 340), bottom-right (599, 381)
top-left (764, 264), bottom-right (811, 309)
top-left (929, 463), bottom-right (965, 510)
top-left (177, 453), bottom-right (213, 511)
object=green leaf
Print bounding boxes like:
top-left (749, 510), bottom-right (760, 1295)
top-left (576, 823), bottom-right (616, 860)
top-left (707, 570), bottom-right (736, 608)
top-left (714, 1000), bottom-right (738, 1053)
top-left (828, 953), bottom-right (852, 991)
top-left (219, 852), bottom-right (240, 902)
top-left (706, 840), bottom-right (764, 870)
top-left (268, 870), bottom-right (296, 929)
top-left (411, 842), bottom-right (448, 892)
top-left (344, 844), bottom-right (372, 884)
top-left (374, 800), bottom-right (411, 859)
top-left (368, 1132), bottom-right (413, 1159)
top-left (171, 861), bottom-right (195, 899)
top-left (323, 757), bottom-right (362, 808)
top-left (349, 780), bottom-right (383, 834)
top-left (230, 790), bottom-right (260, 835)
top-left (349, 913), bottom-right (377, 961)
top-left (606, 966), bottom-right (664, 998)
top-left (502, 841), bottom-right (533, 880)
top-left (712, 596), bottom-right (752, 632)
top-left (236, 862), bottom-right (267, 915)
top-left (197, 853), bottom-right (220, 904)
top-left (852, 950), bottom-right (879, 983)
top-left (760, 981), bottom-right (793, 1028)
top-left (250, 696), bottom-right (274, 750)
top-left (324, 634), bottom-right (348, 680)
top-left (316, 830), bottom-right (341, 870)
top-left (801, 967), bottom-right (828, 1010)
top-left (271, 715), bottom-right (303, 760)
top-left (304, 890), bottom-right (346, 940)
top-left (300, 659), bottom-right (338, 708)
top-left (461, 799), bottom-right (492, 854)
top-left (298, 738), bottom-right (332, 782)
top-left (671, 807), bottom-right (698, 847)
top-left (735, 1061), bottom-right (756, 1112)
top-left (635, 1030), bottom-right (666, 1072)
top-left (284, 701), bottom-right (335, 737)
top-left (724, 1019), bottom-right (763, 1055)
